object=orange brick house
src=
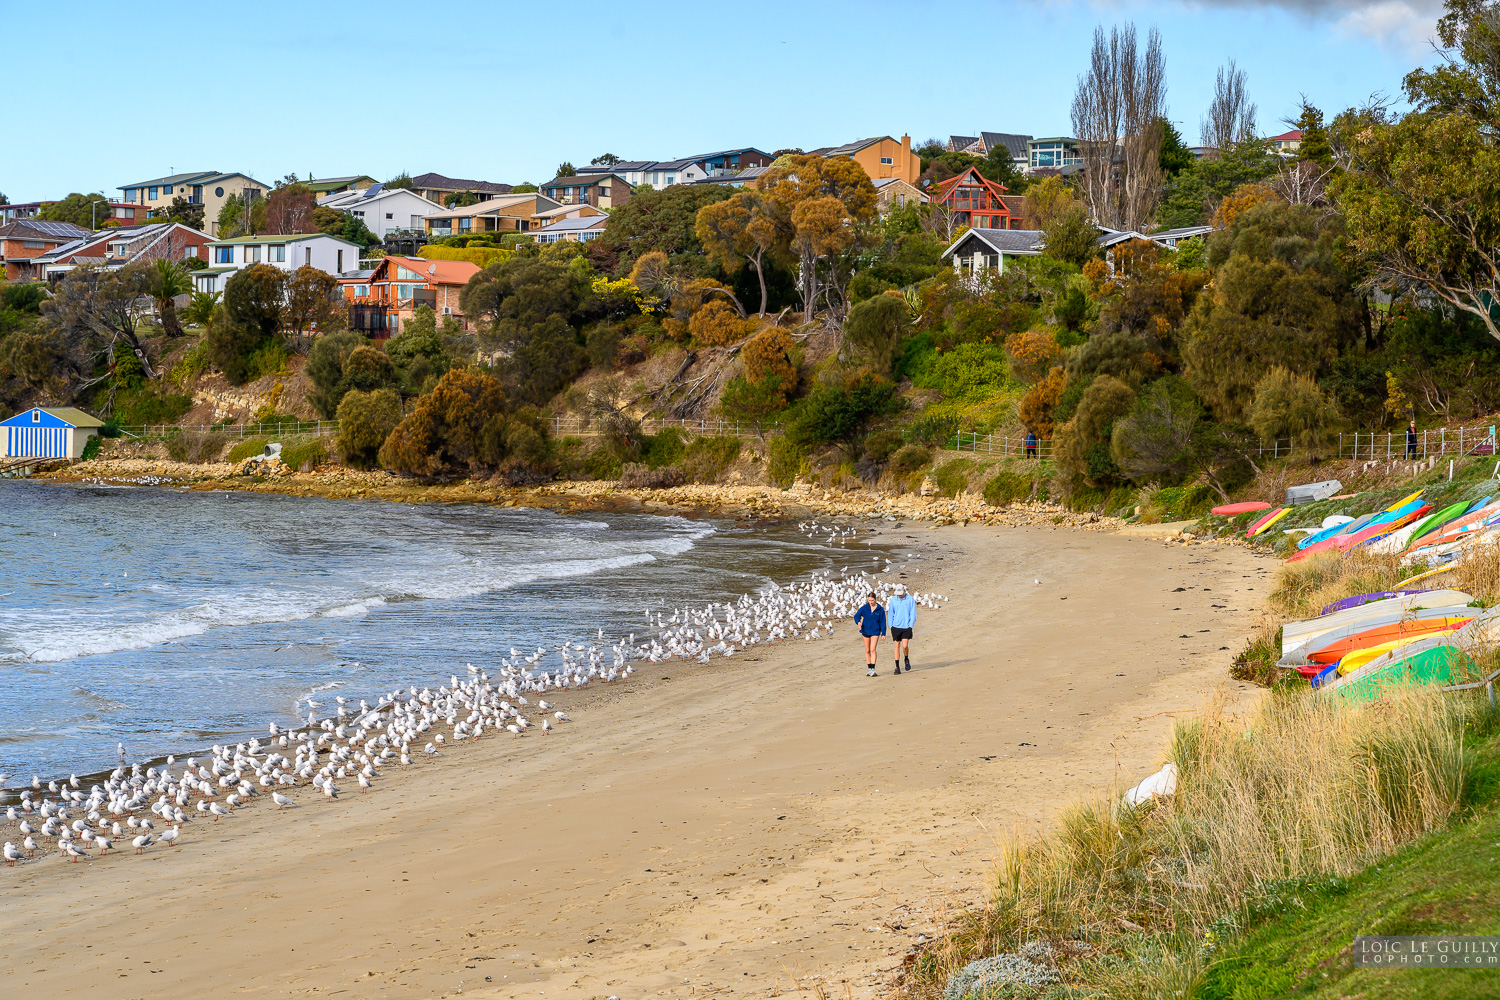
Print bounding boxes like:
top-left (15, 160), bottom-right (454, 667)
top-left (0, 220), bottom-right (94, 280)
top-left (341, 255), bottom-right (480, 337)
top-left (810, 135), bottom-right (922, 185)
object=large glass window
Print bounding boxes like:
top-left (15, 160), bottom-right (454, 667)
top-left (148, 187), bottom-right (159, 200)
top-left (214, 246), bottom-right (234, 264)
top-left (247, 246), bottom-right (261, 263)
top-left (269, 245), bottom-right (285, 262)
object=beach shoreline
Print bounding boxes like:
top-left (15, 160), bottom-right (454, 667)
top-left (1, 506), bottom-right (1271, 999)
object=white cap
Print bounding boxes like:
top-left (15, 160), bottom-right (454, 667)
top-left (895, 583), bottom-right (907, 595)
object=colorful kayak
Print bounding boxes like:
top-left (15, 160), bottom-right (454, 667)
top-left (1402, 501), bottom-right (1474, 550)
top-left (1386, 489), bottom-right (1426, 512)
top-left (1395, 565), bottom-right (1459, 589)
top-left (1306, 616), bottom-right (1474, 664)
top-left (1406, 498), bottom-right (1500, 553)
top-left (1337, 635), bottom-right (1441, 675)
top-left (1279, 589), bottom-right (1476, 656)
top-left (1340, 506), bottom-right (1433, 551)
top-left (1254, 509), bottom-right (1290, 539)
top-left (1246, 507), bottom-right (1288, 537)
top-left (1285, 605), bottom-right (1479, 662)
top-left (1321, 589), bottom-right (1430, 616)
top-left (1326, 644), bottom-right (1475, 703)
top-left (1212, 501), bottom-right (1271, 516)
top-left (1298, 513), bottom-right (1372, 549)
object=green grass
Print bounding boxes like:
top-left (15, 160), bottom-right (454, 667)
top-left (1199, 734), bottom-right (1500, 999)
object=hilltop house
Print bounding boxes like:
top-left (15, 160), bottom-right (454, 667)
top-left (421, 193), bottom-right (563, 237)
top-left (0, 220), bottom-right (94, 280)
top-left (117, 172), bottom-right (269, 236)
top-left (192, 233), bottom-right (362, 294)
top-left (538, 173), bottom-right (632, 209)
top-left (1026, 137), bottom-right (1082, 174)
top-left (930, 167), bottom-right (1022, 230)
top-left (1267, 129), bottom-right (1303, 155)
top-left (810, 136), bottom-right (921, 185)
top-left (410, 173), bottom-right (513, 206)
top-left (871, 177), bottom-right (927, 212)
top-left (942, 225), bottom-right (1213, 286)
top-left (30, 222), bottom-right (212, 280)
top-left (947, 132), bottom-right (1032, 172)
top-left (533, 215), bottom-right (608, 244)
top-left (317, 184), bottom-right (444, 239)
top-left (307, 175), bottom-right (376, 197)
top-left (341, 254), bottom-right (480, 336)
top-left (575, 148), bottom-right (774, 190)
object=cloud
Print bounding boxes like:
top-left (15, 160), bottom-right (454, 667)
top-left (1181, 0), bottom-right (1443, 50)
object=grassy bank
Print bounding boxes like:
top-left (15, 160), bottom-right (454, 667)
top-left (905, 551), bottom-right (1500, 1000)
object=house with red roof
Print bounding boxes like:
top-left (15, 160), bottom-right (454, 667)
top-left (1267, 129), bottom-right (1303, 155)
top-left (341, 254), bottom-right (480, 337)
top-left (929, 167), bottom-right (1025, 231)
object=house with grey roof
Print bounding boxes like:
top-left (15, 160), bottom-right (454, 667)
top-left (117, 171), bottom-right (268, 236)
top-left (317, 184), bottom-right (445, 239)
top-left (948, 132), bottom-right (1033, 171)
top-left (575, 148), bottom-right (773, 190)
top-left (533, 214), bottom-right (608, 244)
top-left (0, 220), bottom-right (95, 280)
top-left (410, 173), bottom-right (513, 206)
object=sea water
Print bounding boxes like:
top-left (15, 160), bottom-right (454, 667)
top-left (0, 480), bottom-right (862, 777)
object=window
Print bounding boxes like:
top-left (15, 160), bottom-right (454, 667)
top-left (354, 284), bottom-right (368, 297)
top-left (459, 218), bottom-right (471, 232)
top-left (397, 283), bottom-right (415, 301)
top-left (268, 245), bottom-right (285, 262)
top-left (353, 210), bottom-right (364, 218)
top-left (880, 156), bottom-right (893, 165)
top-left (410, 215), bottom-right (421, 228)
top-left (214, 186), bottom-right (224, 198)
top-left (214, 246), bottom-right (234, 264)
top-left (665, 174), bottom-right (676, 185)
top-left (123, 188), bottom-right (136, 203)
top-left (396, 266), bottom-right (421, 280)
top-left (110, 243), bottom-right (128, 256)
top-left (149, 186), bottom-right (159, 200)
top-left (114, 207), bottom-right (128, 219)
top-left (184, 246), bottom-right (198, 259)
top-left (305, 247), bottom-right (311, 265)
top-left (31, 409), bottom-right (40, 423)
top-left (247, 245), bottom-right (261, 263)
top-left (337, 250), bottom-right (344, 271)
top-left (385, 213), bottom-right (393, 220)
top-left (896, 193), bottom-right (906, 208)
top-left (163, 185), bottom-right (173, 195)
top-left (21, 240), bottom-right (43, 249)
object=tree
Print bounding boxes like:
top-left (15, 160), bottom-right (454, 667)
top-left (378, 368), bottom-right (513, 475)
top-left (1042, 206), bottom-right (1101, 268)
top-left (264, 182), bottom-right (317, 234)
top-left (307, 331), bottom-right (375, 417)
top-left (216, 192), bottom-right (265, 238)
top-left (1021, 175), bottom-right (1076, 230)
top-left (786, 373), bottom-right (900, 457)
top-left (336, 387), bottom-right (402, 469)
top-left (591, 153), bottom-right (621, 165)
top-left (208, 263), bottom-right (288, 383)
top-left (1157, 139), bottom-right (1279, 228)
top-left (1295, 98), bottom-right (1332, 168)
top-left (696, 190), bottom-right (779, 315)
top-left (717, 374), bottom-right (789, 436)
top-left (556, 162), bottom-right (576, 177)
top-left (594, 184), bottom-right (734, 272)
top-left (1055, 374), bottom-right (1136, 484)
top-left (1109, 375), bottom-right (1204, 483)
top-left (38, 192), bottom-right (113, 229)
top-left (842, 294), bottom-right (910, 374)
top-left (164, 196), bottom-right (205, 231)
top-left (385, 172), bottom-right (415, 191)
top-left (1180, 201), bottom-right (1362, 419)
top-left (38, 262), bottom-right (160, 386)
top-left (742, 326), bottom-right (798, 391)
top-left (1200, 59), bottom-right (1257, 151)
top-left (756, 154), bottom-right (878, 318)
top-left (1004, 326), bottom-right (1066, 385)
top-left (1247, 367), bottom-right (1343, 447)
top-left (385, 305), bottom-right (452, 392)
top-left (149, 259), bottom-right (191, 338)
top-left (1159, 118), bottom-right (1195, 178)
top-left (313, 205), bottom-right (347, 235)
top-left (1071, 23), bottom-right (1166, 231)
top-left (281, 265), bottom-right (345, 352)
top-left (1019, 366), bottom-right (1067, 436)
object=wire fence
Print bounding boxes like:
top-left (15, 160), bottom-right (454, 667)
top-left (944, 431), bottom-right (1053, 459)
top-left (1339, 425), bottom-right (1498, 461)
top-left (115, 421), bottom-right (340, 440)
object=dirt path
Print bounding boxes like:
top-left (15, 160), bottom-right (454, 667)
top-left (1, 523), bottom-right (1268, 999)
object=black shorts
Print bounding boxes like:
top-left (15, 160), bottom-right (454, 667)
top-left (891, 627), bottom-right (913, 641)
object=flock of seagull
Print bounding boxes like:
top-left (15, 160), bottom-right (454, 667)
top-left (3, 520), bottom-right (945, 870)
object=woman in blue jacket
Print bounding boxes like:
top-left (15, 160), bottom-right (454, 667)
top-left (852, 592), bottom-right (887, 677)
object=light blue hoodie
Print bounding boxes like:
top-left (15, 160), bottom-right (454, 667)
top-left (887, 592), bottom-right (916, 629)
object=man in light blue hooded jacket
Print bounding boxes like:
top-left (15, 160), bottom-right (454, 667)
top-left (887, 583), bottom-right (916, 673)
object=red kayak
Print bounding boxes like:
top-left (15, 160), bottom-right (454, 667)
top-left (1212, 501), bottom-right (1271, 516)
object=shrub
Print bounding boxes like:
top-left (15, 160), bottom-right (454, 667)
top-left (1004, 326), bottom-right (1065, 385)
top-left (166, 427), bottom-right (226, 463)
top-left (281, 438), bottom-right (328, 471)
top-left (917, 341), bottom-right (1010, 401)
top-left (1110, 375), bottom-right (1205, 485)
top-left (620, 463), bottom-right (686, 488)
top-left (907, 412), bottom-right (958, 448)
top-left (112, 387), bottom-right (192, 426)
top-left (1018, 366), bottom-right (1066, 437)
top-left (718, 374), bottom-right (789, 433)
top-left (640, 426), bottom-right (687, 467)
top-left (336, 388), bottom-right (403, 469)
top-left (378, 369), bottom-right (512, 476)
top-left (688, 300), bottom-right (756, 346)
top-left (681, 436), bottom-right (741, 482)
top-left (1055, 375), bottom-right (1135, 484)
top-left (786, 374), bottom-right (900, 455)
top-left (227, 437), bottom-right (272, 463)
top-left (842, 294), bottom-right (911, 374)
top-left (81, 436), bottom-right (100, 461)
top-left (586, 323), bottom-right (623, 369)
top-left (767, 436), bottom-right (805, 487)
top-left (308, 332), bottom-right (393, 418)
top-left (863, 427), bottom-right (905, 463)
top-left (930, 459), bottom-right (973, 497)
top-left (888, 444), bottom-right (931, 477)
top-left (1248, 366), bottom-right (1343, 448)
top-left (983, 467), bottom-right (1033, 506)
top-left (741, 327), bottom-right (798, 391)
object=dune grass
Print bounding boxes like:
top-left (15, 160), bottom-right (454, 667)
top-left (901, 687), bottom-right (1495, 1000)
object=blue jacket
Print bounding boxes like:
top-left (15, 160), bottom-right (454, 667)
top-left (853, 602), bottom-right (886, 637)
top-left (887, 593), bottom-right (916, 629)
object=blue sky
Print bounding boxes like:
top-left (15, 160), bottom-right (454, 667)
top-left (1, 0), bottom-right (1441, 201)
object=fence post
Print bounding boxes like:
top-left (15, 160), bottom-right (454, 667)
top-left (1442, 428), bottom-right (1446, 456)
top-left (1424, 429), bottom-right (1428, 458)
top-left (1461, 426), bottom-right (1465, 455)
top-left (1386, 432), bottom-right (1390, 459)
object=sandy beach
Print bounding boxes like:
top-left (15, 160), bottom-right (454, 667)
top-left (1, 520), bottom-right (1268, 999)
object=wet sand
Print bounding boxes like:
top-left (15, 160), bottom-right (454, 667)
top-left (0, 521), bottom-right (1269, 998)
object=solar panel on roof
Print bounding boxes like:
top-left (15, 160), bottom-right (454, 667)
top-left (25, 220), bottom-right (91, 238)
top-left (363, 182), bottom-right (384, 199)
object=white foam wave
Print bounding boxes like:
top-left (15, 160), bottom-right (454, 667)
top-left (324, 597), bottom-right (386, 618)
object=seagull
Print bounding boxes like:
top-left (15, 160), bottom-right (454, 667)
top-left (272, 793), bottom-right (294, 809)
top-left (160, 826), bottom-right (180, 847)
top-left (132, 834), bottom-right (154, 854)
top-left (63, 841), bottom-right (90, 862)
top-left (208, 802), bottom-right (231, 821)
top-left (3, 842), bottom-right (22, 866)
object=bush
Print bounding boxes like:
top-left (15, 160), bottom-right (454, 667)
top-left (681, 436), bottom-right (741, 482)
top-left (842, 294), bottom-right (911, 374)
top-left (1018, 366), bottom-right (1066, 437)
top-left (888, 444), bottom-right (931, 477)
top-left (907, 412), bottom-right (958, 448)
top-left (227, 437), bottom-right (272, 463)
top-left (863, 427), bottom-right (905, 463)
top-left (786, 374), bottom-right (901, 454)
top-left (688, 300), bottom-right (756, 346)
top-left (983, 467), bottom-right (1034, 506)
top-left (916, 341), bottom-right (1010, 401)
top-left (308, 331), bottom-right (393, 418)
top-left (1055, 375), bottom-right (1135, 484)
top-left (1110, 375), bottom-right (1204, 485)
top-left (767, 436), bottom-right (805, 487)
top-left (1248, 366), bottom-right (1342, 448)
top-left (378, 369), bottom-right (511, 476)
top-left (586, 323), bottom-right (623, 369)
top-left (112, 387), bottom-right (192, 426)
top-left (281, 439), bottom-right (328, 471)
top-left (1004, 326), bottom-right (1065, 385)
top-left (336, 388), bottom-right (403, 469)
top-left (930, 459), bottom-right (973, 497)
top-left (166, 427), bottom-right (226, 463)
top-left (639, 426), bottom-right (687, 467)
top-left (620, 463), bottom-right (686, 488)
top-left (741, 327), bottom-right (798, 392)
top-left (81, 435), bottom-right (100, 461)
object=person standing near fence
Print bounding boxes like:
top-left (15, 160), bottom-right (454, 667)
top-left (1024, 430), bottom-right (1038, 459)
top-left (1406, 421), bottom-right (1418, 459)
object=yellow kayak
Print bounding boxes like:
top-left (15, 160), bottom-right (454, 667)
top-left (1387, 489), bottom-right (1425, 512)
top-left (1252, 508), bottom-right (1290, 536)
top-left (1338, 634), bottom-right (1448, 675)
top-left (1395, 564), bottom-right (1460, 590)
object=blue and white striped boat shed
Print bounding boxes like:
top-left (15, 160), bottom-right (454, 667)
top-left (1, 407), bottom-right (105, 460)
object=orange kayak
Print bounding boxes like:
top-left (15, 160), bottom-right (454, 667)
top-left (1307, 616), bottom-right (1474, 664)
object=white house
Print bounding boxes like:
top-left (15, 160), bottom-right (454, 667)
top-left (193, 233), bottom-right (363, 294)
top-left (1, 406), bottom-right (105, 460)
top-left (316, 184), bottom-right (445, 239)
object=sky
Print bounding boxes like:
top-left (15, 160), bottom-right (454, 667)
top-left (0, 0), bottom-right (1446, 201)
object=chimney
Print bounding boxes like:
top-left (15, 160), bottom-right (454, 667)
top-left (901, 134), bottom-right (911, 177)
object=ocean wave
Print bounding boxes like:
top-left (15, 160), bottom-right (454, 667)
top-left (324, 597), bottom-right (386, 618)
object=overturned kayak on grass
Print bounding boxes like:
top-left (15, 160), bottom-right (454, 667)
top-left (1310, 615), bottom-right (1475, 665)
top-left (1279, 589), bottom-right (1476, 657)
top-left (1321, 589), bottom-right (1430, 615)
top-left (1212, 501), bottom-right (1271, 516)
top-left (1321, 642), bottom-right (1478, 704)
